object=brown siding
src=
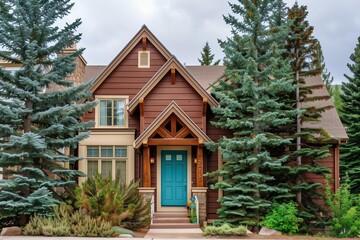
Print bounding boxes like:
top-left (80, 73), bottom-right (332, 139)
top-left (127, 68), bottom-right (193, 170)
top-left (94, 40), bottom-right (167, 99)
top-left (143, 71), bottom-right (203, 130)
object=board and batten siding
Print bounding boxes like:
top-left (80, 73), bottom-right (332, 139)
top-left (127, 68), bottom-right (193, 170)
top-left (143, 71), bottom-right (204, 130)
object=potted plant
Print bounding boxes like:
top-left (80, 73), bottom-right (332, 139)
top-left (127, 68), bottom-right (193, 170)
top-left (187, 196), bottom-right (197, 223)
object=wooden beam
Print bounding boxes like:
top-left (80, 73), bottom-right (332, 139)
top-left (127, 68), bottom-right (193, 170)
top-left (140, 99), bottom-right (144, 133)
top-left (335, 144), bottom-right (340, 190)
top-left (148, 138), bottom-right (198, 146)
top-left (196, 146), bottom-right (204, 187)
top-left (171, 67), bottom-right (176, 85)
top-left (174, 127), bottom-right (191, 139)
top-left (142, 36), bottom-right (147, 50)
top-left (143, 146), bottom-right (151, 187)
top-left (202, 98), bottom-right (208, 132)
top-left (155, 127), bottom-right (172, 139)
top-left (171, 115), bottom-right (177, 137)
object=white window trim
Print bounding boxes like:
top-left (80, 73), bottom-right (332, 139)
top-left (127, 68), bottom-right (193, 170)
top-left (95, 95), bottom-right (129, 128)
top-left (138, 50), bottom-right (150, 68)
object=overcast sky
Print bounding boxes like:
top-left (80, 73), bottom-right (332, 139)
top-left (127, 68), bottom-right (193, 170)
top-left (67, 0), bottom-right (360, 84)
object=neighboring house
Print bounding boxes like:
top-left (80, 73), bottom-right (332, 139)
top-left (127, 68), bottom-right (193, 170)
top-left (1, 25), bottom-right (348, 225)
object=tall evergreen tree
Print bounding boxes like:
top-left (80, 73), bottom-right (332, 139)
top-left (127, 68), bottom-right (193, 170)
top-left (206, 0), bottom-right (298, 228)
top-left (284, 2), bottom-right (331, 221)
top-left (198, 42), bottom-right (220, 66)
top-left (340, 37), bottom-right (360, 193)
top-left (333, 84), bottom-right (343, 113)
top-left (0, 0), bottom-right (96, 221)
top-left (317, 45), bottom-right (334, 97)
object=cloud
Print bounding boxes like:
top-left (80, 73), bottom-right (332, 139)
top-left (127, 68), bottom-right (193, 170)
top-left (67, 0), bottom-right (360, 83)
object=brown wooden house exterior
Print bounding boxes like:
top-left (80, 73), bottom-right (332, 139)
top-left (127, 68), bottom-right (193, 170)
top-left (65, 25), bottom-right (348, 224)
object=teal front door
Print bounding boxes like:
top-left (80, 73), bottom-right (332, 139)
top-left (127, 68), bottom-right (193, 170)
top-left (161, 150), bottom-right (187, 206)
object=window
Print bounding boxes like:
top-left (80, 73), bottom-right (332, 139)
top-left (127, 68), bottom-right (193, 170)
top-left (87, 146), bottom-right (127, 182)
top-left (138, 51), bottom-right (150, 68)
top-left (99, 99), bottom-right (125, 127)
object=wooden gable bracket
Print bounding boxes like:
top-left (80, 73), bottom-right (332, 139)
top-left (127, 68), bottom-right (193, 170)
top-left (142, 36), bottom-right (147, 50)
top-left (171, 67), bottom-right (176, 85)
top-left (202, 98), bottom-right (208, 132)
top-left (139, 98), bottom-right (144, 133)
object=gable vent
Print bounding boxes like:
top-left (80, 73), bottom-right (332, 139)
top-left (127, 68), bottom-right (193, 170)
top-left (138, 51), bottom-right (150, 68)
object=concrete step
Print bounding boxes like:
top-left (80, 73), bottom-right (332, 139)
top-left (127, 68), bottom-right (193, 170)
top-left (153, 217), bottom-right (190, 223)
top-left (150, 223), bottom-right (200, 229)
top-left (153, 211), bottom-right (188, 218)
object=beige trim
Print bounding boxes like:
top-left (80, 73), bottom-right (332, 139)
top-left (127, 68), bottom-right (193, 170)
top-left (90, 25), bottom-right (172, 92)
top-left (191, 187), bottom-right (208, 193)
top-left (138, 187), bottom-right (156, 193)
top-left (156, 146), bottom-right (191, 212)
top-left (138, 51), bottom-right (150, 68)
top-left (78, 130), bottom-right (135, 185)
top-left (134, 101), bottom-right (212, 149)
top-left (94, 95), bottom-right (129, 128)
top-left (128, 57), bottom-right (218, 113)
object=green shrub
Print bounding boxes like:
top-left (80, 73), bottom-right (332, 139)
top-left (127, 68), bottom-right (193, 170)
top-left (75, 174), bottom-right (150, 230)
top-left (262, 202), bottom-right (302, 235)
top-left (23, 204), bottom-right (114, 237)
top-left (203, 223), bottom-right (247, 236)
top-left (325, 173), bottom-right (360, 238)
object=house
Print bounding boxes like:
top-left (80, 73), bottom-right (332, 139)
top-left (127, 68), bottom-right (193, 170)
top-left (11, 25), bottom-right (347, 225)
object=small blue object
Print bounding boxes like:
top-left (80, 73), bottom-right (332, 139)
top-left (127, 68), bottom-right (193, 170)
top-left (190, 196), bottom-right (196, 202)
top-left (190, 203), bottom-right (195, 209)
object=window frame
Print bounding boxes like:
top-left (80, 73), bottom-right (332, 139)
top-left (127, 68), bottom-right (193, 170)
top-left (95, 95), bottom-right (129, 128)
top-left (86, 145), bottom-right (127, 182)
top-left (138, 50), bottom-right (150, 68)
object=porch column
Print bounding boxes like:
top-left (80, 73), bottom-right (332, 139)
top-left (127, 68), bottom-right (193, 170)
top-left (143, 146), bottom-right (151, 187)
top-left (192, 187), bottom-right (208, 227)
top-left (196, 145), bottom-right (204, 187)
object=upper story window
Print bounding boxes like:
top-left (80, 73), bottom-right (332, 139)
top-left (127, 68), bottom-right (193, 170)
top-left (138, 51), bottom-right (150, 68)
top-left (96, 96), bottom-right (128, 128)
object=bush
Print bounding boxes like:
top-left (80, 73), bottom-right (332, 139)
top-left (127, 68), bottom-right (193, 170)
top-left (23, 204), bottom-right (114, 237)
top-left (75, 174), bottom-right (150, 230)
top-left (203, 223), bottom-right (247, 236)
top-left (325, 173), bottom-right (360, 238)
top-left (262, 202), bottom-right (303, 235)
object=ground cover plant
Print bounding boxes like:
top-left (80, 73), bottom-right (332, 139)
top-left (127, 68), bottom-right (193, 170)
top-left (23, 204), bottom-right (114, 237)
top-left (203, 223), bottom-right (247, 237)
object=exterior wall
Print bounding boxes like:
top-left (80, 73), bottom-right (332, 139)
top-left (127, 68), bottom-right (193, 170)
top-left (143, 71), bottom-right (204, 130)
top-left (93, 40), bottom-right (167, 98)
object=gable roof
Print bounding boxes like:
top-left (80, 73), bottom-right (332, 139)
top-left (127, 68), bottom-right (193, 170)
top-left (301, 75), bottom-right (348, 142)
top-left (90, 25), bottom-right (172, 92)
top-left (128, 56), bottom-right (218, 113)
top-left (134, 101), bottom-right (212, 148)
top-left (186, 65), bottom-right (226, 90)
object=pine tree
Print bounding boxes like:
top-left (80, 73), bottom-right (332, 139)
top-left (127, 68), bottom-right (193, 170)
top-left (206, 0), bottom-right (298, 228)
top-left (340, 37), bottom-right (360, 193)
top-left (198, 42), bottom-right (220, 66)
top-left (317, 45), bottom-right (334, 97)
top-left (0, 0), bottom-right (96, 221)
top-left (284, 2), bottom-right (331, 221)
top-left (333, 85), bottom-right (343, 113)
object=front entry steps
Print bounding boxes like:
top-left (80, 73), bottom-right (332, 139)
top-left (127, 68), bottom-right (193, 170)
top-left (151, 211), bottom-right (200, 229)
